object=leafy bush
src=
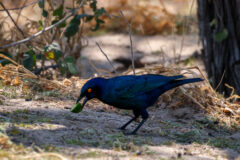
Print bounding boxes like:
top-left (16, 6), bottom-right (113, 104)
top-left (0, 0), bottom-right (106, 76)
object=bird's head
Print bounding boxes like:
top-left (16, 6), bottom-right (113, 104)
top-left (76, 77), bottom-right (105, 108)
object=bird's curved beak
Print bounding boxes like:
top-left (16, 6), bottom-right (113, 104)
top-left (76, 95), bottom-right (88, 108)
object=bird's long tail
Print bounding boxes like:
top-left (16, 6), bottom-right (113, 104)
top-left (162, 78), bottom-right (203, 92)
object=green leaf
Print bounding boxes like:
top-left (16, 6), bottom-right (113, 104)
top-left (90, 0), bottom-right (97, 11)
top-left (64, 16), bottom-right (81, 38)
top-left (94, 8), bottom-right (106, 17)
top-left (23, 49), bottom-right (36, 70)
top-left (64, 23), bottom-right (79, 38)
top-left (54, 50), bottom-right (63, 61)
top-left (52, 20), bottom-right (66, 28)
top-left (210, 19), bottom-right (217, 27)
top-left (33, 54), bottom-right (36, 65)
top-left (91, 19), bottom-right (104, 31)
top-left (36, 54), bottom-right (42, 60)
top-left (38, 20), bottom-right (43, 31)
top-left (71, 103), bottom-right (83, 113)
top-left (64, 56), bottom-right (75, 63)
top-left (42, 9), bottom-right (48, 17)
top-left (38, 0), bottom-right (45, 8)
top-left (53, 5), bottom-right (64, 17)
top-left (59, 61), bottom-right (67, 74)
top-left (215, 28), bottom-right (228, 43)
top-left (70, 16), bottom-right (81, 25)
top-left (39, 20), bottom-right (43, 26)
top-left (64, 14), bottom-right (91, 38)
top-left (86, 15), bottom-right (94, 22)
top-left (67, 63), bottom-right (78, 75)
top-left (76, 14), bottom-right (89, 20)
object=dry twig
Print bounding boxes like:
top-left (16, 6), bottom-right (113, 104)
top-left (88, 59), bottom-right (113, 76)
top-left (0, 0), bottom-right (40, 11)
top-left (179, 0), bottom-right (195, 57)
top-left (95, 42), bottom-right (117, 74)
top-left (120, 10), bottom-right (135, 75)
top-left (0, 2), bottom-right (25, 38)
top-left (215, 70), bottom-right (226, 91)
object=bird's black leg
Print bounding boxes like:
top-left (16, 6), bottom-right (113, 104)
top-left (119, 110), bottom-right (140, 130)
top-left (119, 117), bottom-right (137, 130)
top-left (130, 109), bottom-right (149, 135)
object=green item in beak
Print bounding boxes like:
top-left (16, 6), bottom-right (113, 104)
top-left (71, 103), bottom-right (83, 113)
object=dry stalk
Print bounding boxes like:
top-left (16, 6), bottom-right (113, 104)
top-left (95, 42), bottom-right (117, 74)
top-left (179, 0), bottom-right (195, 56)
top-left (225, 83), bottom-right (240, 101)
top-left (88, 59), bottom-right (113, 76)
top-left (182, 66), bottom-right (217, 96)
top-left (120, 10), bottom-right (135, 75)
top-left (215, 70), bottom-right (226, 91)
top-left (0, 2), bottom-right (25, 38)
top-left (179, 87), bottom-right (206, 110)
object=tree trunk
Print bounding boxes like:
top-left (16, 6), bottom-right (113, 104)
top-left (197, 0), bottom-right (240, 96)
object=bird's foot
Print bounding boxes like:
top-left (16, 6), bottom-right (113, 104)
top-left (123, 131), bottom-right (137, 136)
top-left (117, 126), bottom-right (126, 130)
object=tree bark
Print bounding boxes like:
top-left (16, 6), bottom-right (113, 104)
top-left (197, 0), bottom-right (240, 96)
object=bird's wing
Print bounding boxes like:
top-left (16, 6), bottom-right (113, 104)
top-left (111, 75), bottom-right (183, 99)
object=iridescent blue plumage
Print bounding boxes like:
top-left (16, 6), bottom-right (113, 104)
top-left (77, 74), bottom-right (203, 134)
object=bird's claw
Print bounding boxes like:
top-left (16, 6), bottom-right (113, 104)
top-left (117, 127), bottom-right (126, 130)
top-left (117, 127), bottom-right (137, 135)
top-left (123, 131), bottom-right (137, 136)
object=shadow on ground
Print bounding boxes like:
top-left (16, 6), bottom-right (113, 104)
top-left (0, 98), bottom-right (239, 159)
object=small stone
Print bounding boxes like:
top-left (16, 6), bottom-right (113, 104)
top-left (177, 152), bottom-right (182, 158)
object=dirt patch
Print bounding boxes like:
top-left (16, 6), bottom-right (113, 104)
top-left (0, 97), bottom-right (239, 160)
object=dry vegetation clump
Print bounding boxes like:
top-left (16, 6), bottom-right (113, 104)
top-left (0, 54), bottom-right (67, 90)
top-left (123, 64), bottom-right (240, 127)
top-left (99, 0), bottom-right (197, 34)
top-left (0, 53), bottom-right (239, 128)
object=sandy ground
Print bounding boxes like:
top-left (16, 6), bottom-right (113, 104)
top-left (0, 97), bottom-right (239, 160)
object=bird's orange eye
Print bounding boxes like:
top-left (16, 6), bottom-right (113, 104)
top-left (88, 88), bottom-right (92, 93)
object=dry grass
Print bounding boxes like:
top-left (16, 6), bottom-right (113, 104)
top-left (0, 53), bottom-right (239, 127)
